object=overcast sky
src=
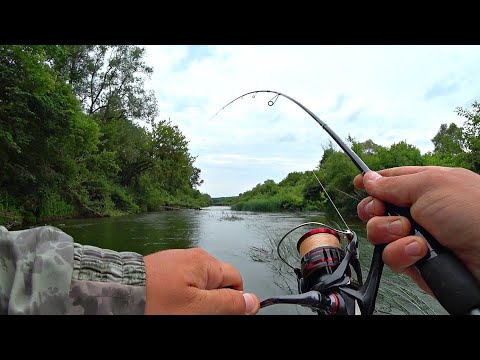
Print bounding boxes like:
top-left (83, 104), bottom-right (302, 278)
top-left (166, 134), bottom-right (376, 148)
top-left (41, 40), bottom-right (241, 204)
top-left (143, 45), bottom-right (480, 197)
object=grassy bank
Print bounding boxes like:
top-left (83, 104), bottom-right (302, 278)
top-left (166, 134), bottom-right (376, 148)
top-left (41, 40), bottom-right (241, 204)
top-left (230, 194), bottom-right (321, 213)
top-left (1, 189), bottom-right (211, 229)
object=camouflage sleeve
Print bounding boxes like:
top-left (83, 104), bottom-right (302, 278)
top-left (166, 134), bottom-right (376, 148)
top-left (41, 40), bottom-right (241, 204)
top-left (0, 225), bottom-right (146, 315)
top-left (68, 243), bottom-right (145, 315)
top-left (0, 225), bottom-right (75, 314)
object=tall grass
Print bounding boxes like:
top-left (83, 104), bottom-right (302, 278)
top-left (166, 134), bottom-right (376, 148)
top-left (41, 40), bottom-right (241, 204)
top-left (38, 192), bottom-right (77, 220)
top-left (231, 195), bottom-right (304, 212)
top-left (0, 191), bottom-right (23, 228)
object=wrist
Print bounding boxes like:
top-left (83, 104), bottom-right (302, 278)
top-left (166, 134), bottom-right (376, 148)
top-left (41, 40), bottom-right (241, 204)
top-left (144, 252), bottom-right (163, 314)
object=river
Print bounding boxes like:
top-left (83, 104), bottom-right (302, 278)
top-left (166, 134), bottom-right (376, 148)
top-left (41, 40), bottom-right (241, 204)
top-left (50, 206), bottom-right (447, 315)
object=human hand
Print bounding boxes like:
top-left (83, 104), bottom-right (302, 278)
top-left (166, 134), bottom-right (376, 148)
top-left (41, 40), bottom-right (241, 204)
top-left (354, 166), bottom-right (480, 294)
top-left (143, 248), bottom-right (260, 314)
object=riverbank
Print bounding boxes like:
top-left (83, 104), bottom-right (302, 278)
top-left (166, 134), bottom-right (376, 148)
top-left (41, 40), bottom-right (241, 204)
top-left (3, 202), bottom-right (365, 232)
top-left (2, 204), bottom-right (205, 231)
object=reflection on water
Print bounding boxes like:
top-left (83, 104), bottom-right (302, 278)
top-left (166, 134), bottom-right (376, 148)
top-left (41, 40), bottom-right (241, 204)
top-left (54, 211), bottom-right (201, 255)
top-left (50, 206), bottom-right (447, 315)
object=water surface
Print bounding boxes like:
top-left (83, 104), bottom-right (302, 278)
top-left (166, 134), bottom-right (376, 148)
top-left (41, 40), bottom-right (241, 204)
top-left (51, 206), bottom-right (447, 315)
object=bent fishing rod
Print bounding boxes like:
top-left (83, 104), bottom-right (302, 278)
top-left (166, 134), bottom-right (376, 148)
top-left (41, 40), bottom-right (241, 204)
top-left (213, 90), bottom-right (480, 315)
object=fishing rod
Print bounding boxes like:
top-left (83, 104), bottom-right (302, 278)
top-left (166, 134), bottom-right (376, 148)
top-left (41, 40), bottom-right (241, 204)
top-left (213, 90), bottom-right (480, 315)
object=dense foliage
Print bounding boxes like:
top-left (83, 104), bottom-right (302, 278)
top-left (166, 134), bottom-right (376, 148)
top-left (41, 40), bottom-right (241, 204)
top-left (0, 45), bottom-right (211, 227)
top-left (232, 102), bottom-right (480, 218)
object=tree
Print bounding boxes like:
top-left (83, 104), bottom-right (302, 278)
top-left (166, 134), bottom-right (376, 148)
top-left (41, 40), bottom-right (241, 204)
top-left (424, 123), bottom-right (468, 168)
top-left (319, 140), bottom-right (337, 167)
top-left (279, 171), bottom-right (304, 187)
top-left (0, 45), bottom-right (211, 223)
top-left (0, 45), bottom-right (84, 213)
top-left (189, 166), bottom-right (204, 188)
top-left (149, 119), bottom-right (203, 195)
top-left (42, 45), bottom-right (95, 93)
top-left (456, 102), bottom-right (480, 172)
top-left (349, 137), bottom-right (386, 170)
top-left (43, 45), bottom-right (158, 123)
top-left (99, 117), bottom-right (153, 187)
top-left (375, 141), bottom-right (425, 169)
top-left (302, 141), bottom-right (361, 217)
top-left (432, 123), bottom-right (465, 155)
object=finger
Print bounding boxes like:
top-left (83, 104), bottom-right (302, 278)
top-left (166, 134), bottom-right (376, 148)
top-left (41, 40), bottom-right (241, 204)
top-left (354, 167), bottom-right (432, 191)
top-left (205, 260), bottom-right (244, 291)
top-left (377, 166), bottom-right (433, 177)
top-left (357, 196), bottom-right (386, 222)
top-left (362, 171), bottom-right (427, 208)
top-left (199, 289), bottom-right (260, 315)
top-left (353, 173), bottom-right (366, 190)
top-left (382, 235), bottom-right (429, 273)
top-left (366, 216), bottom-right (412, 245)
top-left (243, 293), bottom-right (260, 315)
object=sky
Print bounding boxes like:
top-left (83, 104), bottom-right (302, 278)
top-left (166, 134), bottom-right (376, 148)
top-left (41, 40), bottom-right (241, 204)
top-left (142, 45), bottom-right (480, 197)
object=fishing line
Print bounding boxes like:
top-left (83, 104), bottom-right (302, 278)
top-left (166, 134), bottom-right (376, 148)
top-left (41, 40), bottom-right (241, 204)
top-left (311, 170), bottom-right (351, 232)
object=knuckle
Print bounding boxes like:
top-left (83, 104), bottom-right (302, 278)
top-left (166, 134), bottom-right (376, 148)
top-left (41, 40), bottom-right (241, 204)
top-left (366, 218), bottom-right (389, 243)
top-left (423, 168), bottom-right (443, 184)
top-left (189, 247), bottom-right (211, 262)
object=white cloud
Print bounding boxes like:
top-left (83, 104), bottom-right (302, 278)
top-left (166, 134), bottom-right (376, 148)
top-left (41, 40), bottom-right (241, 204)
top-left (143, 45), bottom-right (480, 197)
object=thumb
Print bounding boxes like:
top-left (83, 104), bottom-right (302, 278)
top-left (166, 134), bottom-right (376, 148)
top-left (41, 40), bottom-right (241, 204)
top-left (363, 171), bottom-right (421, 208)
top-left (200, 289), bottom-right (260, 315)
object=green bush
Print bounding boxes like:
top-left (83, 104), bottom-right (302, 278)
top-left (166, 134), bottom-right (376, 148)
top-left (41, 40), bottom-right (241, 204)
top-left (38, 191), bottom-right (77, 219)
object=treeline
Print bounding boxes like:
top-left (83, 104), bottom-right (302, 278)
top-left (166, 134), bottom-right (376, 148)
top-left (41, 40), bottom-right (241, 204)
top-left (211, 197), bottom-right (238, 206)
top-left (232, 101), bottom-right (480, 217)
top-left (0, 45), bottom-right (211, 227)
